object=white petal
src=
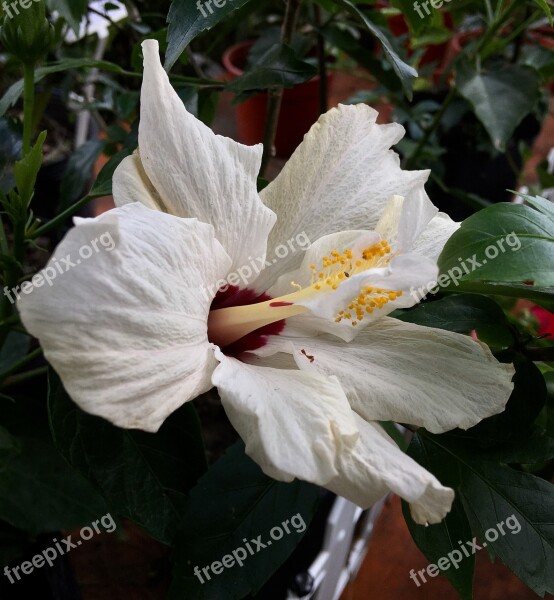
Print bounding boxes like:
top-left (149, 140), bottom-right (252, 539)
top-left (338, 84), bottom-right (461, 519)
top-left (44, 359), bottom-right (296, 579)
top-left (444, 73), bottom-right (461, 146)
top-left (18, 203), bottom-right (232, 432)
top-left (211, 350), bottom-right (358, 484)
top-left (132, 39), bottom-right (276, 283)
top-left (326, 416), bottom-right (454, 525)
top-left (267, 229), bottom-right (438, 341)
top-left (252, 318), bottom-right (514, 433)
top-left (376, 191), bottom-right (437, 254)
top-left (113, 151), bottom-right (165, 211)
top-left (412, 211), bottom-right (460, 262)
top-left (255, 103), bottom-right (433, 292)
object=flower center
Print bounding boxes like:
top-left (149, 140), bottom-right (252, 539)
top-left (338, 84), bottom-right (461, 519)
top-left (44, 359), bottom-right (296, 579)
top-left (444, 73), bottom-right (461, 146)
top-left (207, 240), bottom-right (402, 348)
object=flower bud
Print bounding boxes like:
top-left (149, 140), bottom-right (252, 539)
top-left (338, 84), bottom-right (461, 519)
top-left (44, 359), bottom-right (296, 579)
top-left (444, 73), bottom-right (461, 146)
top-left (0, 0), bottom-right (54, 65)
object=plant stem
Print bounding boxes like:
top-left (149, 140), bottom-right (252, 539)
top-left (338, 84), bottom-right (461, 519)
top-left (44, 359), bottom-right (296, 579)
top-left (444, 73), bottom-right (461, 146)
top-left (314, 4), bottom-right (328, 115)
top-left (473, 0), bottom-right (520, 59)
top-left (3, 366), bottom-right (48, 387)
top-left (260, 0), bottom-right (303, 176)
top-left (405, 86), bottom-right (457, 170)
top-left (22, 63), bottom-right (36, 156)
top-left (30, 193), bottom-right (94, 238)
top-left (0, 346), bottom-right (42, 383)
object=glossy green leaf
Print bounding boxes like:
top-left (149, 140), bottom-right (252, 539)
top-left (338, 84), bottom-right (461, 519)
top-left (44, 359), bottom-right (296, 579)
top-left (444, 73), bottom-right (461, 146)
top-left (226, 44), bottom-right (317, 94)
top-left (412, 431), bottom-right (554, 597)
top-left (48, 371), bottom-right (207, 544)
top-left (478, 426), bottom-right (554, 464)
top-left (438, 203), bottom-right (554, 288)
top-left (166, 0), bottom-right (255, 71)
top-left (333, 0), bottom-right (418, 98)
top-left (169, 441), bottom-right (320, 600)
top-left (0, 433), bottom-right (107, 535)
top-left (446, 359), bottom-right (545, 449)
top-left (403, 433), bottom-right (474, 600)
top-left (395, 294), bottom-right (513, 349)
top-left (456, 62), bottom-right (541, 151)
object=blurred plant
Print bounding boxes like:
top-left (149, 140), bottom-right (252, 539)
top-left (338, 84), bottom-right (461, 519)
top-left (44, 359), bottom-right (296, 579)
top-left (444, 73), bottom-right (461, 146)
top-left (0, 1), bottom-right (552, 599)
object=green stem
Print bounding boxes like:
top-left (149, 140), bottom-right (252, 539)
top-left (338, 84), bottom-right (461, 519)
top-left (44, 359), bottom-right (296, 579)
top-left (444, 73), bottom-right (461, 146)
top-left (473, 0), bottom-right (520, 59)
top-left (260, 0), bottom-right (303, 176)
top-left (314, 4), bottom-right (328, 115)
top-left (0, 346), bottom-right (42, 383)
top-left (3, 366), bottom-right (48, 387)
top-left (405, 86), bottom-right (457, 170)
top-left (22, 63), bottom-right (36, 157)
top-left (29, 193), bottom-right (94, 238)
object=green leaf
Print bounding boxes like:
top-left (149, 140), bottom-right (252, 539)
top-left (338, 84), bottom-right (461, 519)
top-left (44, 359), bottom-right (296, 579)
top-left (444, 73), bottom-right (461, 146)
top-left (169, 442), bottom-right (320, 600)
top-left (0, 59), bottom-right (132, 118)
top-left (403, 433), bottom-right (474, 600)
top-left (226, 44), bottom-right (317, 94)
top-left (90, 146), bottom-right (135, 197)
top-left (48, 371), bottom-right (207, 544)
top-left (46, 0), bottom-right (88, 34)
top-left (443, 282), bottom-right (554, 311)
top-left (59, 139), bottom-right (106, 211)
top-left (479, 426), bottom-right (554, 464)
top-left (395, 294), bottom-right (513, 349)
top-left (166, 0), bottom-right (255, 71)
top-left (438, 203), bottom-right (554, 288)
top-left (0, 332), bottom-right (30, 374)
top-left (533, 0), bottom-right (553, 26)
top-left (456, 62), bottom-right (541, 151)
top-left (321, 23), bottom-right (402, 92)
top-left (460, 462), bottom-right (554, 596)
top-left (0, 433), bottom-right (107, 535)
top-left (13, 131), bottom-right (47, 207)
top-left (413, 431), bottom-right (554, 597)
top-left (333, 0), bottom-right (418, 99)
top-left (446, 359), bottom-right (546, 449)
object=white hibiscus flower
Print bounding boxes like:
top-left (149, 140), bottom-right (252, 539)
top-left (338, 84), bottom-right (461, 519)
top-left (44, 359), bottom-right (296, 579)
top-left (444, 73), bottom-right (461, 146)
top-left (18, 40), bottom-right (515, 526)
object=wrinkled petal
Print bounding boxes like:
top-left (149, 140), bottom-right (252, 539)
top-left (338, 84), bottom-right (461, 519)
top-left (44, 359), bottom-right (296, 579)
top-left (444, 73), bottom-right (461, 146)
top-left (211, 349), bottom-right (358, 484)
top-left (19, 203), bottom-right (232, 432)
top-left (255, 103), bottom-right (434, 291)
top-left (411, 211), bottom-right (460, 262)
top-left (251, 318), bottom-right (514, 433)
top-left (376, 192), bottom-right (437, 254)
top-left (113, 151), bottom-right (165, 211)
top-left (113, 40), bottom-right (276, 284)
top-left (326, 416), bottom-right (454, 525)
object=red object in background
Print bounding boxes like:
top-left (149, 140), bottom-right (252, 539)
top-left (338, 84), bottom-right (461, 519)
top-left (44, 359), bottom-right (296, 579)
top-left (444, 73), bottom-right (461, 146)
top-left (222, 41), bottom-right (332, 158)
top-left (531, 305), bottom-right (554, 338)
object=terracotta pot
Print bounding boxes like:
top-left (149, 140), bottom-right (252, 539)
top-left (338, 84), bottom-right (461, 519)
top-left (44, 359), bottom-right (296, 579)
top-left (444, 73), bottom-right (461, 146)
top-left (222, 40), bottom-right (333, 157)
